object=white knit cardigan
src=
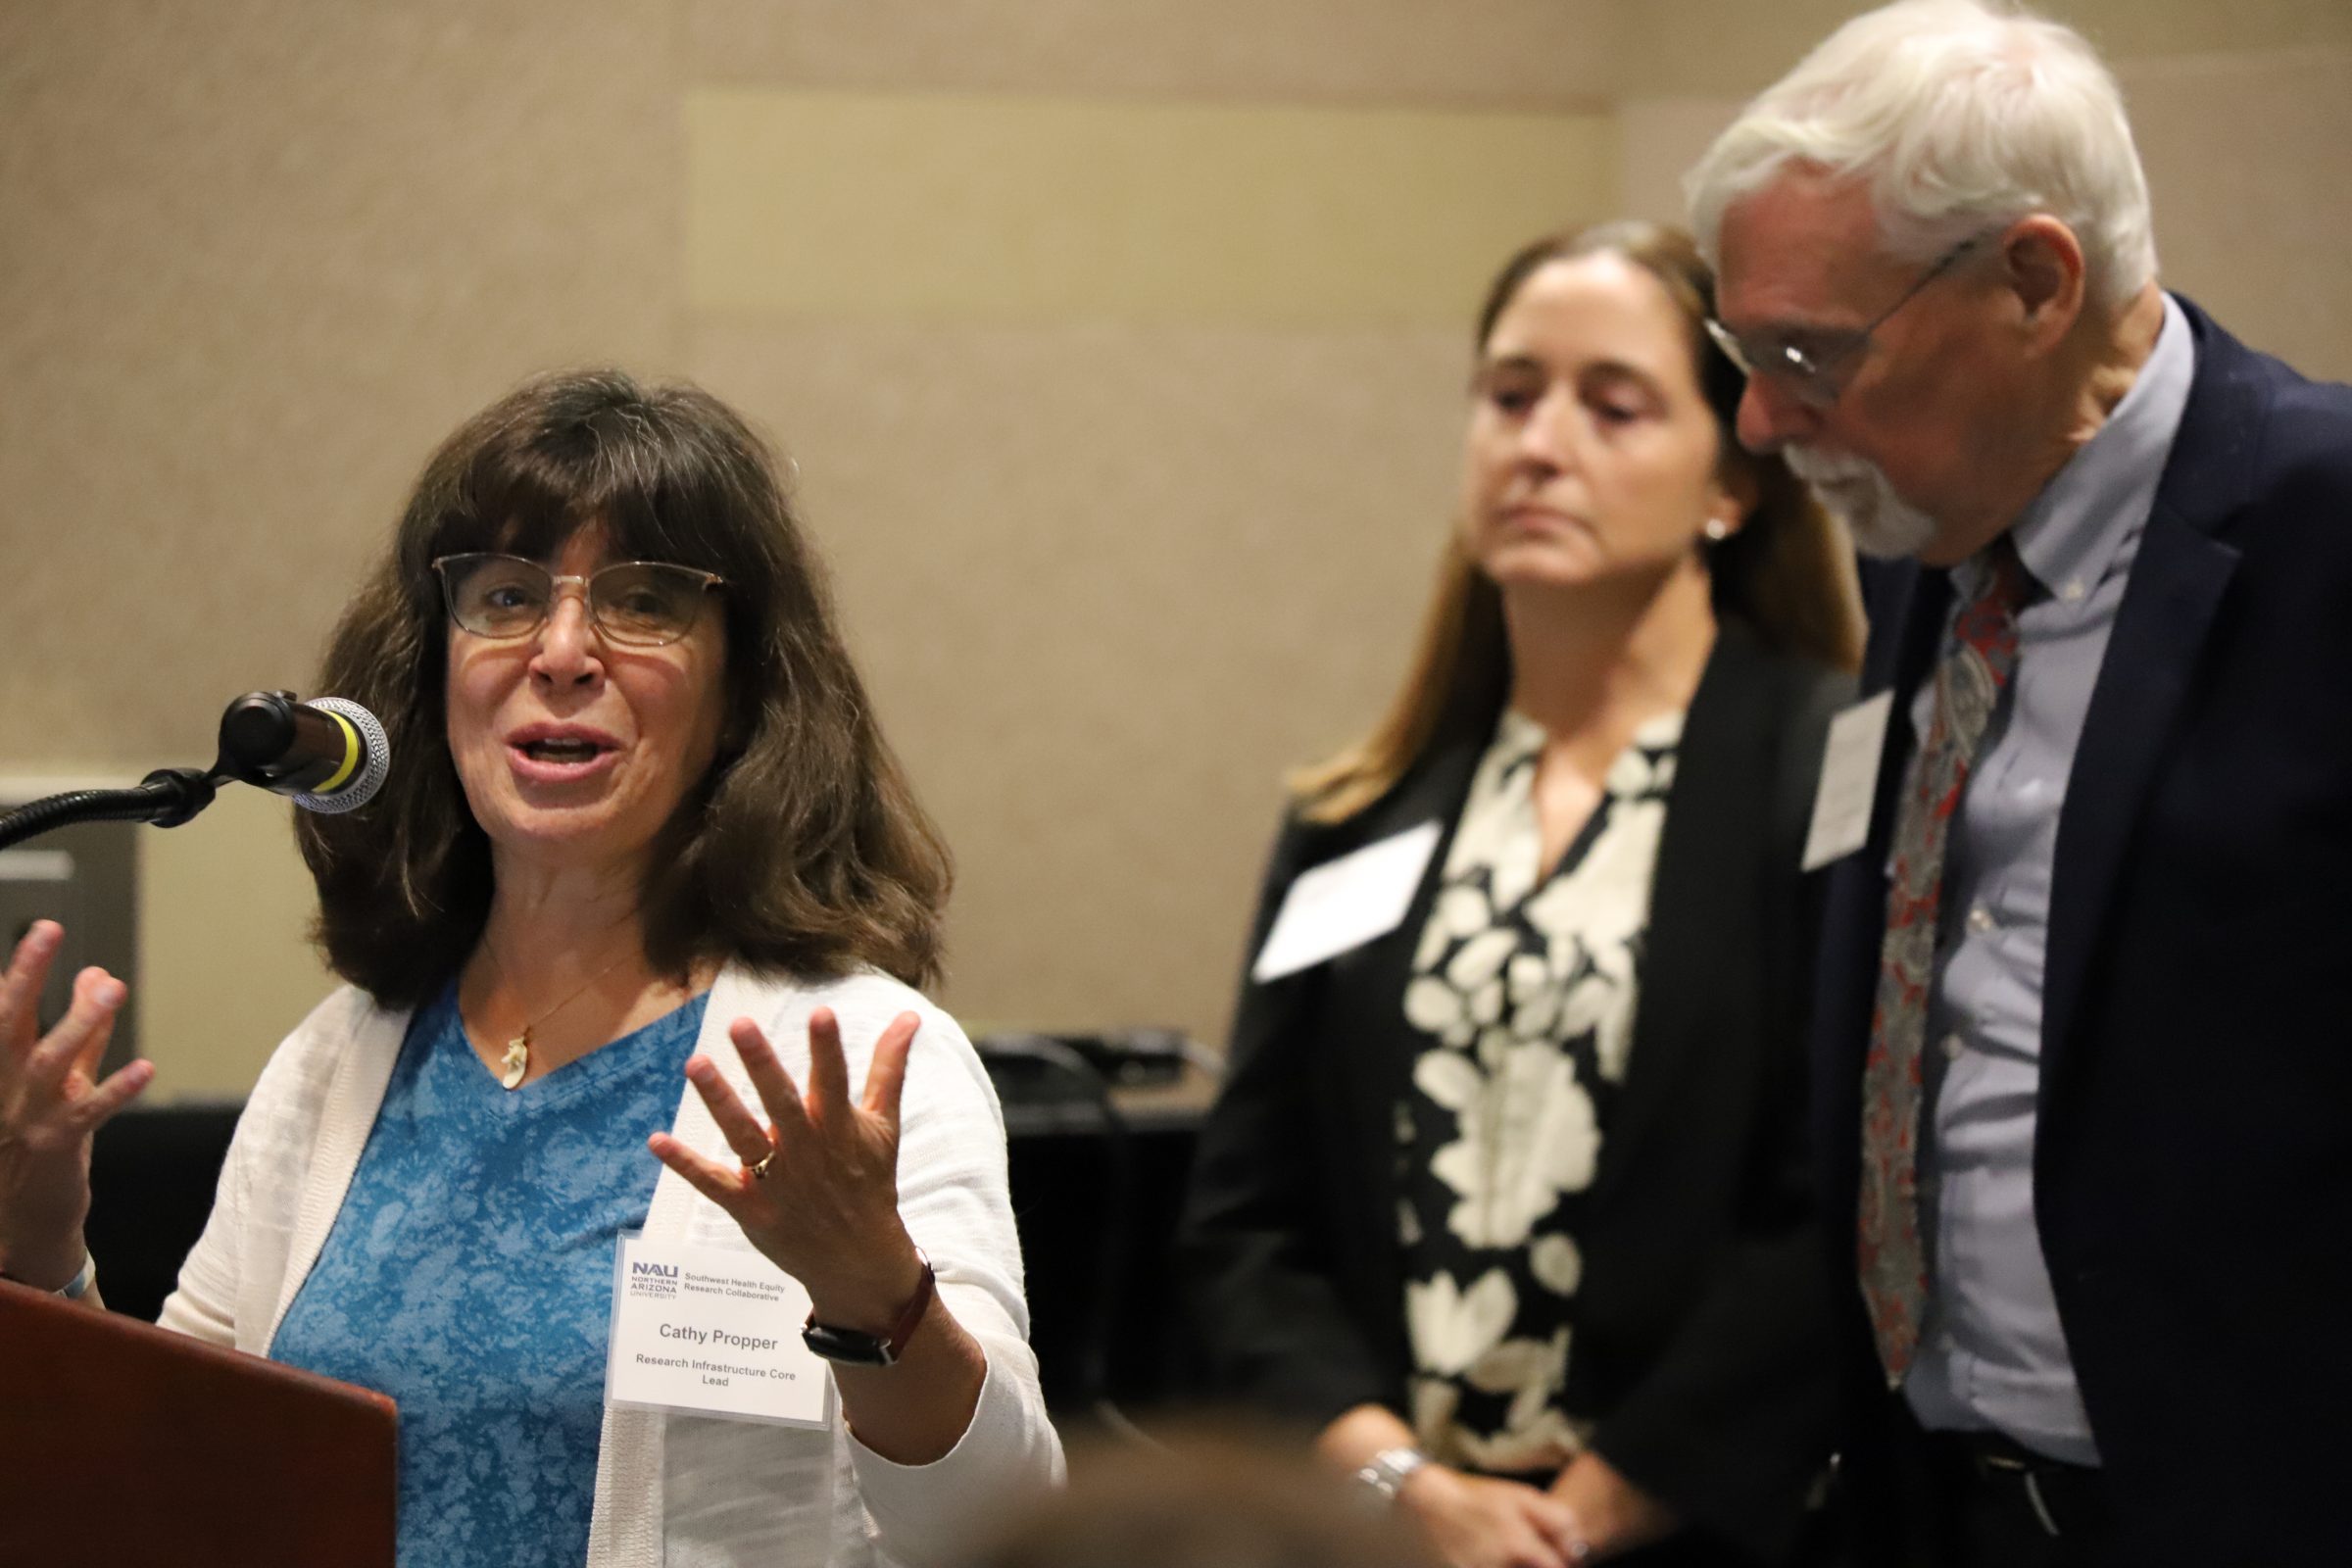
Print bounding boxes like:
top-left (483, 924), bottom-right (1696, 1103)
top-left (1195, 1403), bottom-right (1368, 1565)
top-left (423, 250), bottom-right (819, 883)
top-left (156, 965), bottom-right (1063, 1566)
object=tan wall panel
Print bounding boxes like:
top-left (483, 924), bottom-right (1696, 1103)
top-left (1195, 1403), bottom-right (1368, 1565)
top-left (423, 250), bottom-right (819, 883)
top-left (689, 0), bottom-right (1624, 108)
top-left (687, 89), bottom-right (1616, 326)
top-left (138, 792), bottom-right (331, 1101)
top-left (1615, 97), bottom-right (1744, 230)
top-left (0, 0), bottom-right (680, 771)
top-left (689, 319), bottom-right (1476, 1042)
top-left (1617, 0), bottom-right (2350, 98)
top-left (2123, 51), bottom-right (2352, 382)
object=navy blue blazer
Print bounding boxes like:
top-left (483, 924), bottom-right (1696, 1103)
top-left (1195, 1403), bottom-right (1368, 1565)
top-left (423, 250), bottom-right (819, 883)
top-left (1814, 298), bottom-right (2352, 1566)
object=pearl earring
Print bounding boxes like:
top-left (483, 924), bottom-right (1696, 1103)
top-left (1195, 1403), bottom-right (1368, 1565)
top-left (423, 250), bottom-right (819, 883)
top-left (1703, 516), bottom-right (1732, 542)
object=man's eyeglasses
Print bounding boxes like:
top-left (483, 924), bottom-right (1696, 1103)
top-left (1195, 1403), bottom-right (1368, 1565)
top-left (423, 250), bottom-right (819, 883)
top-left (1705, 231), bottom-right (1992, 410)
top-left (431, 554), bottom-right (724, 648)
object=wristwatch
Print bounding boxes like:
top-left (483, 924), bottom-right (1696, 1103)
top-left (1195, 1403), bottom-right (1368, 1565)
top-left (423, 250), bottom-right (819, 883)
top-left (801, 1249), bottom-right (935, 1366)
top-left (1354, 1446), bottom-right (1430, 1506)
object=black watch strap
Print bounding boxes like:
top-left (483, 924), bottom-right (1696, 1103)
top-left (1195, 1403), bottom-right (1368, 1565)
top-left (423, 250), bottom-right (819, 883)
top-left (801, 1249), bottom-right (935, 1367)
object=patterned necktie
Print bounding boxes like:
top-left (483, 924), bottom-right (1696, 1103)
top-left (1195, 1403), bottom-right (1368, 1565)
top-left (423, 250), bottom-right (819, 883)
top-left (1858, 538), bottom-right (2030, 1386)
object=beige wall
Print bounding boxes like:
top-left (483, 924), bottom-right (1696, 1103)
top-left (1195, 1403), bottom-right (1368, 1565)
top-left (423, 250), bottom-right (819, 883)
top-left (4, 1), bottom-right (2345, 1097)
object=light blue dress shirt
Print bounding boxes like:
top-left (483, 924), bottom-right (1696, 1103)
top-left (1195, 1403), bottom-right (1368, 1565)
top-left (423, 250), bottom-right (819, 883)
top-left (1900, 294), bottom-right (2195, 1465)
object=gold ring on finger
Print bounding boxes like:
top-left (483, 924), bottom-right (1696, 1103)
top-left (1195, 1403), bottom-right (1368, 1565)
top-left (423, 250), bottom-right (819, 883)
top-left (745, 1149), bottom-right (776, 1181)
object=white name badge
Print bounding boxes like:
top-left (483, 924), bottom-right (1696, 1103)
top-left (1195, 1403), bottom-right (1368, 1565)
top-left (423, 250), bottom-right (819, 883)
top-left (1802, 691), bottom-right (1895, 871)
top-left (1250, 820), bottom-right (1443, 983)
top-left (607, 1235), bottom-right (833, 1428)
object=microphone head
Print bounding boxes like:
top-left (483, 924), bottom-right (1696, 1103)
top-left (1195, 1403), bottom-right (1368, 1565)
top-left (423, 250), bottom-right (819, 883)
top-left (294, 698), bottom-right (391, 814)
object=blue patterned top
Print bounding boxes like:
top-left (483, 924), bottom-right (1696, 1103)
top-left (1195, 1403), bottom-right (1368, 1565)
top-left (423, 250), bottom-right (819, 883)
top-left (271, 981), bottom-right (709, 1568)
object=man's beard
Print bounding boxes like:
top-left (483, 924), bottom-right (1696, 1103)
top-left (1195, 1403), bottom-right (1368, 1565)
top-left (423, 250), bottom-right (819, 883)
top-left (1785, 445), bottom-right (1938, 560)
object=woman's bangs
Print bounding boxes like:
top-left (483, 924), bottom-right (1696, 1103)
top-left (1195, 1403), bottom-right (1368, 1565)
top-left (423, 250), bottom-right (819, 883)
top-left (594, 480), bottom-right (732, 574)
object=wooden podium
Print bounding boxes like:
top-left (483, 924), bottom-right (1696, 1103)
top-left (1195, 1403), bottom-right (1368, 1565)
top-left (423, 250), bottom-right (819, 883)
top-left (0, 1279), bottom-right (397, 1564)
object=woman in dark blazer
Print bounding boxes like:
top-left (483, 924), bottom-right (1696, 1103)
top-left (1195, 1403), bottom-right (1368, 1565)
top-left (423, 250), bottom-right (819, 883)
top-left (1181, 223), bottom-right (1862, 1568)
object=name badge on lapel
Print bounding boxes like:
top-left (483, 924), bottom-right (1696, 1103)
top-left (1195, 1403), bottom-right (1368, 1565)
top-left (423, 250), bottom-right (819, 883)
top-left (1251, 820), bottom-right (1442, 982)
top-left (1803, 692), bottom-right (1894, 871)
top-left (607, 1234), bottom-right (833, 1428)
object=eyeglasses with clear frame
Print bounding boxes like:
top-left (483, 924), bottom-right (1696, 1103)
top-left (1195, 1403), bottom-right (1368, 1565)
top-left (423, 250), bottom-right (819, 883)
top-left (1704, 230), bottom-right (1993, 410)
top-left (430, 554), bottom-right (725, 648)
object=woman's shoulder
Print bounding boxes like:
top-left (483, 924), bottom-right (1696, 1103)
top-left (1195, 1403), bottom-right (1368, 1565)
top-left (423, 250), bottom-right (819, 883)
top-left (220, 983), bottom-right (412, 1179)
top-left (248, 984), bottom-right (409, 1100)
top-left (1701, 624), bottom-right (1859, 873)
top-left (1272, 717), bottom-right (1494, 863)
top-left (710, 965), bottom-right (983, 1087)
top-left (715, 964), bottom-right (955, 1030)
top-left (1710, 614), bottom-right (1856, 719)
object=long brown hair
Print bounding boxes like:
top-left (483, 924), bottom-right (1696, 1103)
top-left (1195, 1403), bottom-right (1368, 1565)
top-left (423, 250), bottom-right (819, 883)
top-left (1291, 220), bottom-right (1863, 823)
top-left (298, 368), bottom-right (953, 1004)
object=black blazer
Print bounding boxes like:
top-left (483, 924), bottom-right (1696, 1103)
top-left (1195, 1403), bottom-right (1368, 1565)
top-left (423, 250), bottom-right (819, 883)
top-left (1814, 299), bottom-right (2352, 1567)
top-left (1182, 620), bottom-right (1851, 1563)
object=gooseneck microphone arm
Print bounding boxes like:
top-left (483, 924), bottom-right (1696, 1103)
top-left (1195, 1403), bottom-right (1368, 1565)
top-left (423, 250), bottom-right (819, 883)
top-left (0, 691), bottom-right (390, 851)
top-left (0, 769), bottom-right (219, 852)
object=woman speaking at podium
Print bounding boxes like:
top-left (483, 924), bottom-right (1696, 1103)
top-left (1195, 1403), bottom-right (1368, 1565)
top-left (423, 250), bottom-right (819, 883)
top-left (0, 369), bottom-right (1059, 1565)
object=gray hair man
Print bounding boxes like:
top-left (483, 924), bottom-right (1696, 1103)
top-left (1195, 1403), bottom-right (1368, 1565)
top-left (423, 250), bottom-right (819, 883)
top-left (1688, 4), bottom-right (2352, 1566)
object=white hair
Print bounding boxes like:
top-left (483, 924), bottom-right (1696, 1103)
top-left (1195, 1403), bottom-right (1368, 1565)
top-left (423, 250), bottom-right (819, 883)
top-left (1684, 0), bottom-right (2156, 315)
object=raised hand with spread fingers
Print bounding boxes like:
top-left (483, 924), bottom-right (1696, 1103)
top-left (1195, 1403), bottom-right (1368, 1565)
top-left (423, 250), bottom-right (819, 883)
top-left (648, 1004), bottom-right (986, 1464)
top-left (0, 920), bottom-right (153, 1299)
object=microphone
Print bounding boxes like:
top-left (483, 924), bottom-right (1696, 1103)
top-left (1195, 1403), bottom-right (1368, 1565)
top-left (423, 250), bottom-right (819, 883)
top-left (215, 692), bottom-right (392, 813)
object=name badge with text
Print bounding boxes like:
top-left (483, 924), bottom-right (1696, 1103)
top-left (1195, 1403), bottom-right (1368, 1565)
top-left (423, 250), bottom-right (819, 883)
top-left (607, 1235), bottom-right (831, 1428)
top-left (1251, 820), bottom-right (1442, 983)
top-left (1803, 692), bottom-right (1894, 871)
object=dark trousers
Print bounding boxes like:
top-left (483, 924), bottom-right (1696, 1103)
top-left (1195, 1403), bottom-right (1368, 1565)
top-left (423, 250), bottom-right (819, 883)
top-left (1877, 1403), bottom-right (2122, 1568)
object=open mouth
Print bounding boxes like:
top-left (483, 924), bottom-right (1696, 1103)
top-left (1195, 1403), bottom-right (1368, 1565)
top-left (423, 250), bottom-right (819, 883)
top-left (507, 728), bottom-right (621, 778)
top-left (520, 737), bottom-right (608, 763)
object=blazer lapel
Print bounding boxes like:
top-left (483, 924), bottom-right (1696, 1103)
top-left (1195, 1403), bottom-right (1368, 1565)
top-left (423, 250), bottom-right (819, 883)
top-left (1591, 627), bottom-right (1767, 1208)
top-left (1323, 734), bottom-right (1491, 1245)
top-left (2042, 303), bottom-right (2257, 1095)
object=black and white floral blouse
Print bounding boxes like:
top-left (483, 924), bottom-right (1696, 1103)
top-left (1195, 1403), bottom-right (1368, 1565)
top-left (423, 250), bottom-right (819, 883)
top-left (1396, 706), bottom-right (1683, 1474)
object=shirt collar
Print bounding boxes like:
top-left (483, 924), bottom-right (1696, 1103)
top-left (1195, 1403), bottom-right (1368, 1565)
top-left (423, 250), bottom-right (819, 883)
top-left (1992, 291), bottom-right (2196, 605)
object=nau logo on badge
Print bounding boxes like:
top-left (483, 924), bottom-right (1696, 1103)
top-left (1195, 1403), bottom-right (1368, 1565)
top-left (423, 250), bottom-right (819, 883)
top-left (628, 1258), bottom-right (681, 1299)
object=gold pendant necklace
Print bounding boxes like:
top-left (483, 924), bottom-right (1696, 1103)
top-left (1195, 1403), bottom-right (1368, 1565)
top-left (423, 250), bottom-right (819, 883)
top-left (479, 940), bottom-right (638, 1091)
top-left (499, 1030), bottom-right (534, 1091)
